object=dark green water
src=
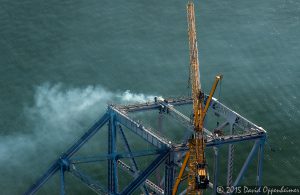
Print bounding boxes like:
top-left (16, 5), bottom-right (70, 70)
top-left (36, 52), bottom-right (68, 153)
top-left (0, 0), bottom-right (299, 194)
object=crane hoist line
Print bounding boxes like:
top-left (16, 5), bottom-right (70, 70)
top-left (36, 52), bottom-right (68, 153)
top-left (172, 2), bottom-right (223, 195)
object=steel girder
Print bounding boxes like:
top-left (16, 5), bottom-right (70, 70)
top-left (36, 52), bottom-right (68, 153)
top-left (24, 107), bottom-right (171, 195)
top-left (24, 96), bottom-right (266, 195)
top-left (24, 113), bottom-right (110, 195)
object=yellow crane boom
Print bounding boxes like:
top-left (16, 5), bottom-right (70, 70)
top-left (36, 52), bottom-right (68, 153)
top-left (172, 2), bottom-right (223, 195)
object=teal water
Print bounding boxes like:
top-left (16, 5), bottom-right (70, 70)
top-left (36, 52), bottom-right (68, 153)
top-left (0, 0), bottom-right (299, 194)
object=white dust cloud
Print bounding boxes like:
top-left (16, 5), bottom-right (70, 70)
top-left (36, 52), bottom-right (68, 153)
top-left (0, 83), bottom-right (159, 194)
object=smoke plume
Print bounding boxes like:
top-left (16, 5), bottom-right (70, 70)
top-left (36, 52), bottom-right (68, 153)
top-left (0, 83), bottom-right (158, 194)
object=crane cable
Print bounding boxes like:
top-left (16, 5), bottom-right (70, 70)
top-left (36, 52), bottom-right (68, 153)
top-left (218, 76), bottom-right (222, 101)
top-left (216, 77), bottom-right (222, 129)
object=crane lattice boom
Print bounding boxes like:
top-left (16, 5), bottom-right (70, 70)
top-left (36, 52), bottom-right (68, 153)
top-left (172, 2), bottom-right (223, 195)
top-left (187, 2), bottom-right (207, 194)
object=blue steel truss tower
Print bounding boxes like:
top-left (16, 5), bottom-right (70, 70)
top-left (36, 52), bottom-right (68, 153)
top-left (24, 95), bottom-right (266, 195)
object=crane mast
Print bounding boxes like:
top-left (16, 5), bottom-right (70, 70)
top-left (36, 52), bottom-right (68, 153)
top-left (187, 2), bottom-right (207, 194)
top-left (172, 1), bottom-right (222, 195)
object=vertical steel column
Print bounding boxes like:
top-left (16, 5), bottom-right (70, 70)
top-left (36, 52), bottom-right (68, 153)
top-left (60, 165), bottom-right (65, 195)
top-left (157, 112), bottom-right (163, 187)
top-left (213, 146), bottom-right (219, 195)
top-left (158, 111), bottom-right (163, 132)
top-left (164, 152), bottom-right (175, 195)
top-left (108, 119), bottom-right (112, 193)
top-left (233, 139), bottom-right (260, 187)
top-left (227, 123), bottom-right (234, 187)
top-left (108, 113), bottom-right (118, 194)
top-left (256, 137), bottom-right (265, 187)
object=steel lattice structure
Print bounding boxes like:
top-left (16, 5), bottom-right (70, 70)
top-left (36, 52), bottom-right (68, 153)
top-left (24, 94), bottom-right (266, 195)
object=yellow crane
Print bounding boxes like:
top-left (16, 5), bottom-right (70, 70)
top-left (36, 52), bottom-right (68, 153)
top-left (172, 1), bottom-right (222, 195)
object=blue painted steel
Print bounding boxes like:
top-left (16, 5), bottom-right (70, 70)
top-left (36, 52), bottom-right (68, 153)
top-left (121, 150), bottom-right (170, 195)
top-left (108, 117), bottom-right (113, 193)
top-left (110, 106), bottom-right (171, 148)
top-left (24, 113), bottom-right (110, 195)
top-left (24, 160), bottom-right (60, 195)
top-left (227, 123), bottom-right (235, 187)
top-left (118, 124), bottom-right (149, 195)
top-left (24, 98), bottom-right (266, 195)
top-left (63, 113), bottom-right (110, 159)
top-left (164, 153), bottom-right (175, 195)
top-left (213, 147), bottom-right (219, 195)
top-left (118, 125), bottom-right (139, 171)
top-left (70, 149), bottom-right (162, 164)
top-left (233, 139), bottom-right (260, 187)
top-left (256, 137), bottom-right (266, 187)
top-left (60, 165), bottom-right (65, 195)
top-left (69, 164), bottom-right (107, 194)
top-left (107, 120), bottom-right (114, 194)
top-left (108, 113), bottom-right (118, 194)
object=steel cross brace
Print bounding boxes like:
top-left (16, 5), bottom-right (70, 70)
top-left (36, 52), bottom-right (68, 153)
top-left (120, 150), bottom-right (170, 195)
top-left (24, 97), bottom-right (267, 195)
top-left (117, 124), bottom-right (149, 195)
top-left (117, 160), bottom-right (165, 195)
top-left (69, 164), bottom-right (107, 194)
top-left (70, 150), bottom-right (161, 164)
top-left (24, 113), bottom-right (110, 195)
top-left (227, 137), bottom-right (265, 195)
top-left (232, 138), bottom-right (266, 188)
